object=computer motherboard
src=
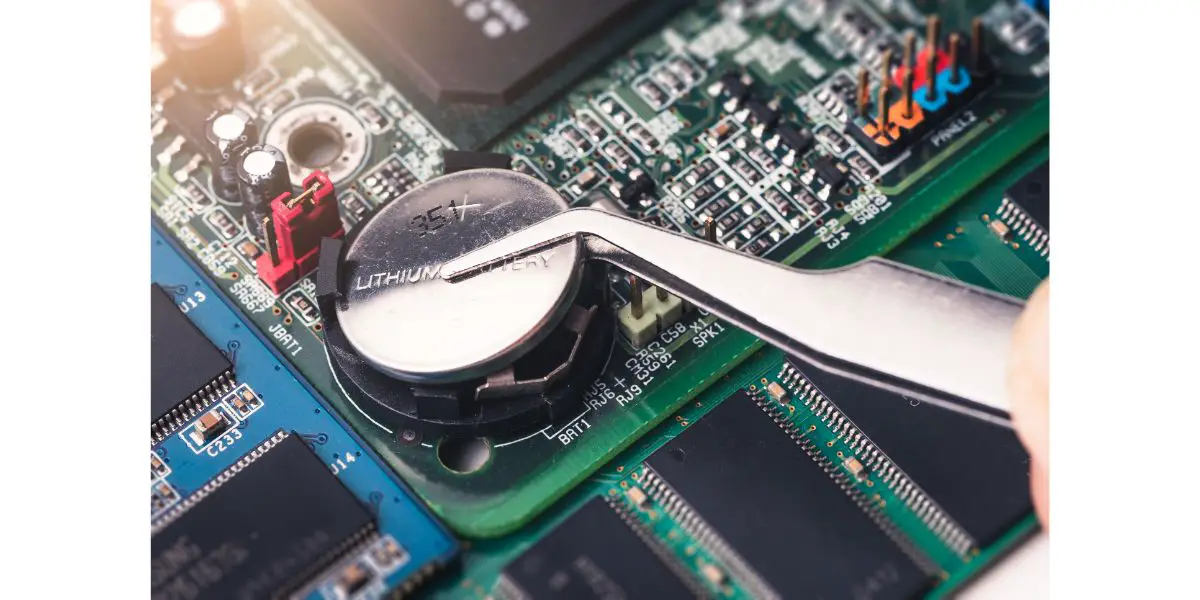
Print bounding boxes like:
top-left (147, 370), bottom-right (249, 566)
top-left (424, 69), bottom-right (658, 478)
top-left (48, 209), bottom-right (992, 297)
top-left (149, 0), bottom-right (1049, 598)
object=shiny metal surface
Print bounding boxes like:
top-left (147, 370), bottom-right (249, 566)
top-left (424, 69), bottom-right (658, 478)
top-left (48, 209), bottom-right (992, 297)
top-left (337, 169), bottom-right (582, 384)
top-left (444, 207), bottom-right (1024, 416)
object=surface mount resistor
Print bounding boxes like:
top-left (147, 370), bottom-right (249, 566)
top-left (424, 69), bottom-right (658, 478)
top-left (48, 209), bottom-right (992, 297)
top-left (336, 562), bottom-right (373, 597)
top-left (626, 486), bottom-right (649, 507)
top-left (989, 219), bottom-right (1012, 241)
top-left (150, 453), bottom-right (167, 479)
top-left (766, 381), bottom-right (788, 403)
top-left (701, 563), bottom-right (728, 587)
top-left (230, 387), bottom-right (261, 415)
top-left (189, 409), bottom-right (229, 445)
top-left (844, 456), bottom-right (869, 480)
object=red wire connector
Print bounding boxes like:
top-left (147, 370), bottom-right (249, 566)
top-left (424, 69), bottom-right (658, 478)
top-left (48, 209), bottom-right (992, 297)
top-left (256, 170), bottom-right (345, 294)
top-left (891, 47), bottom-right (950, 91)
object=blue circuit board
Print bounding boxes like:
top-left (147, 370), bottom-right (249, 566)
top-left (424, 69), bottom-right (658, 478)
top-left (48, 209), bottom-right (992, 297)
top-left (151, 224), bottom-right (458, 599)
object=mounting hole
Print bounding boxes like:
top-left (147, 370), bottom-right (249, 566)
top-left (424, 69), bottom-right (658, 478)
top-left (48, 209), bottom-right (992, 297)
top-left (287, 122), bottom-right (345, 169)
top-left (436, 437), bottom-right (491, 474)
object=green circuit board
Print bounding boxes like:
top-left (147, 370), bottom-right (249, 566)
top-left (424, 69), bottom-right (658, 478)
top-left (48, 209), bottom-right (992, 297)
top-left (414, 135), bottom-right (1051, 597)
top-left (420, 348), bottom-right (1043, 599)
top-left (415, 138), bottom-right (1051, 595)
top-left (890, 142), bottom-right (1049, 296)
top-left (150, 0), bottom-right (1049, 596)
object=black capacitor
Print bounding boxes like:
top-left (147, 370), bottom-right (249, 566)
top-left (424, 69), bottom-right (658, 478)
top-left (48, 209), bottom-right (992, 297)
top-left (204, 108), bottom-right (258, 201)
top-left (235, 144), bottom-right (291, 239)
top-left (161, 0), bottom-right (246, 91)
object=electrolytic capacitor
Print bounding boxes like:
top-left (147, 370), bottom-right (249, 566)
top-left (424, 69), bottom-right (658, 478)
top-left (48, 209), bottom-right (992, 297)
top-left (204, 108), bottom-right (258, 201)
top-left (161, 0), bottom-right (246, 91)
top-left (236, 144), bottom-right (291, 239)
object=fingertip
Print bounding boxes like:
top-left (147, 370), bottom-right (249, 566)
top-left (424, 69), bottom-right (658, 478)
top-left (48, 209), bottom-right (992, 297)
top-left (1008, 279), bottom-right (1050, 527)
top-left (1008, 279), bottom-right (1050, 458)
top-left (1030, 456), bottom-right (1050, 529)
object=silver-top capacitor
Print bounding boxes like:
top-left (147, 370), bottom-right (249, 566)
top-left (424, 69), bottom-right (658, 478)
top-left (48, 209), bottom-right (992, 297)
top-left (235, 144), bottom-right (291, 239)
top-left (204, 108), bottom-right (258, 201)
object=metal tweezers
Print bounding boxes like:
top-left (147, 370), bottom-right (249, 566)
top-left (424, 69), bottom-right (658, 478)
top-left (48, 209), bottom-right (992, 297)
top-left (443, 208), bottom-right (1025, 424)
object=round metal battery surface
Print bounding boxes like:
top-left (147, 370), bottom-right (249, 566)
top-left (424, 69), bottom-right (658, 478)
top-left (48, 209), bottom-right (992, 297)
top-left (336, 169), bottom-right (582, 384)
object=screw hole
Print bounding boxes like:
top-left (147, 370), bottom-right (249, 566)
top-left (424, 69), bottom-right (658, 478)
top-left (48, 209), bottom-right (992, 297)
top-left (436, 437), bottom-right (492, 474)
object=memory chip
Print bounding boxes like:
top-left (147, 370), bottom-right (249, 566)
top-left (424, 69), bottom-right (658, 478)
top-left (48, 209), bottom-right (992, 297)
top-left (499, 497), bottom-right (698, 599)
top-left (787, 358), bottom-right (1033, 546)
top-left (151, 433), bottom-right (376, 599)
top-left (151, 284), bottom-right (232, 439)
top-left (1004, 161), bottom-right (1049, 232)
top-left (309, 0), bottom-right (692, 149)
top-left (646, 390), bottom-right (932, 599)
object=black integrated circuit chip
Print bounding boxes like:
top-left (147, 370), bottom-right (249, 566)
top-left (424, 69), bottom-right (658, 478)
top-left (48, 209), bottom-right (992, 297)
top-left (150, 284), bottom-right (232, 439)
top-left (151, 433), bottom-right (376, 599)
top-left (309, 0), bottom-right (692, 149)
top-left (1004, 160), bottom-right (1050, 232)
top-left (646, 390), bottom-right (932, 599)
top-left (500, 497), bottom-right (698, 599)
top-left (787, 357), bottom-right (1034, 546)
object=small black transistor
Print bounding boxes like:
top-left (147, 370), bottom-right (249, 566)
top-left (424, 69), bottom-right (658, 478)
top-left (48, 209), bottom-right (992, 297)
top-left (746, 99), bottom-right (780, 130)
top-left (814, 155), bottom-right (851, 189)
top-left (778, 124), bottom-right (815, 155)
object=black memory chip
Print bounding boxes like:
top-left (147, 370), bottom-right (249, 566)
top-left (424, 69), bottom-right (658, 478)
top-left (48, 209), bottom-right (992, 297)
top-left (787, 357), bottom-right (1033, 547)
top-left (646, 390), bottom-right (932, 599)
top-left (151, 433), bottom-right (376, 599)
top-left (151, 284), bottom-right (232, 438)
top-left (309, 0), bottom-right (692, 149)
top-left (1004, 160), bottom-right (1049, 232)
top-left (502, 497), bottom-right (698, 599)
